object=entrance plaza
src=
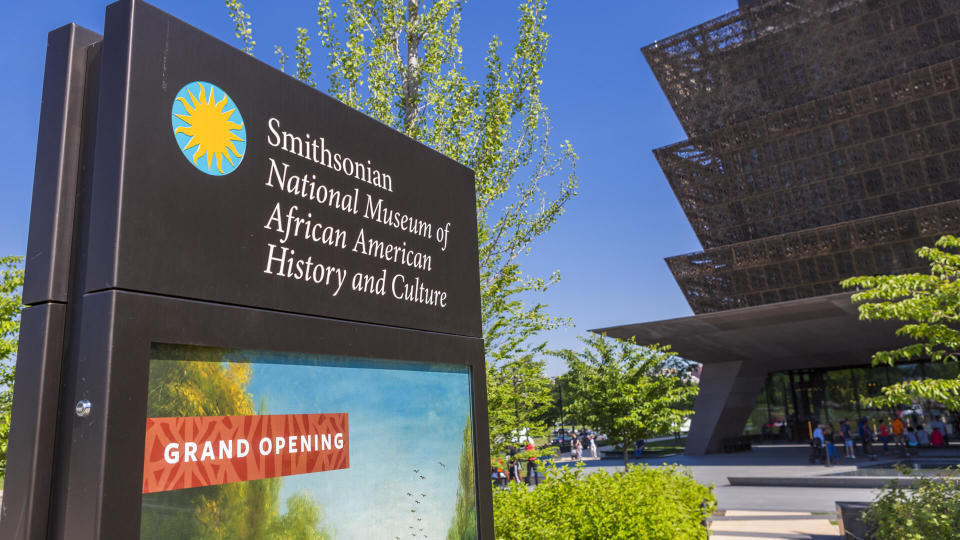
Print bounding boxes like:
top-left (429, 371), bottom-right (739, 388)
top-left (597, 293), bottom-right (960, 454)
top-left (557, 442), bottom-right (960, 539)
top-left (558, 444), bottom-right (871, 513)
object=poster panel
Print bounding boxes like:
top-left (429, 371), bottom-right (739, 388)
top-left (140, 344), bottom-right (478, 540)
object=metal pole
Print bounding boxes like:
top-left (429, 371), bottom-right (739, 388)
top-left (765, 374), bottom-right (773, 425)
top-left (558, 383), bottom-right (564, 434)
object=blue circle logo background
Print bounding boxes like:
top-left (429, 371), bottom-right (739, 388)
top-left (171, 81), bottom-right (246, 176)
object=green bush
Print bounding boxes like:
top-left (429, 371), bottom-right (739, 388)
top-left (865, 469), bottom-right (960, 540)
top-left (492, 464), bottom-right (714, 539)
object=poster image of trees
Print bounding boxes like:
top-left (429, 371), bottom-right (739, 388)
top-left (140, 345), bottom-right (477, 540)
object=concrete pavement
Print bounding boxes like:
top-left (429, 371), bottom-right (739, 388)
top-left (557, 443), bottom-right (879, 513)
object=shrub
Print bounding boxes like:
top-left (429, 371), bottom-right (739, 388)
top-left (865, 469), bottom-right (960, 540)
top-left (492, 464), bottom-right (714, 539)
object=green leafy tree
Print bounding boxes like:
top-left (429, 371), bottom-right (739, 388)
top-left (225, 0), bottom-right (256, 54)
top-left (142, 346), bottom-right (330, 540)
top-left (268, 492), bottom-right (331, 540)
top-left (0, 256), bottom-right (24, 472)
top-left (543, 372), bottom-right (586, 432)
top-left (485, 350), bottom-right (554, 458)
top-left (222, 0), bottom-right (578, 456)
top-left (841, 235), bottom-right (960, 410)
top-left (557, 334), bottom-right (698, 467)
top-left (865, 469), bottom-right (960, 540)
top-left (446, 417), bottom-right (478, 540)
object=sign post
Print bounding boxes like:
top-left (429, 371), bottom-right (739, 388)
top-left (2, 1), bottom-right (491, 538)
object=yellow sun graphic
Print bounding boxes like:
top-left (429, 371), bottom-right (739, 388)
top-left (172, 82), bottom-right (245, 175)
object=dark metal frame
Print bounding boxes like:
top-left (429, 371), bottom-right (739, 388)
top-left (2, 23), bottom-right (101, 539)
top-left (45, 290), bottom-right (492, 539)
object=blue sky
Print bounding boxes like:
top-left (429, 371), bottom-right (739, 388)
top-left (1, 1), bottom-right (738, 374)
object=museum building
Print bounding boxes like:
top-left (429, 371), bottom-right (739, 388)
top-left (596, 0), bottom-right (960, 454)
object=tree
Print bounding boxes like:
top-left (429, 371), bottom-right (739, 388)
top-left (556, 334), bottom-right (698, 467)
top-left (223, 0), bottom-right (578, 455)
top-left (485, 350), bottom-right (554, 458)
top-left (865, 469), bottom-right (960, 540)
top-left (841, 235), bottom-right (960, 411)
top-left (543, 372), bottom-right (587, 432)
top-left (0, 256), bottom-right (23, 473)
top-left (446, 417), bottom-right (478, 540)
top-left (142, 346), bottom-right (330, 540)
top-left (268, 492), bottom-right (331, 540)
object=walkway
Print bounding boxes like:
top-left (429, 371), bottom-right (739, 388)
top-left (709, 510), bottom-right (840, 540)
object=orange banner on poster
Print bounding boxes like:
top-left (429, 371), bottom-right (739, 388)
top-left (143, 413), bottom-right (349, 494)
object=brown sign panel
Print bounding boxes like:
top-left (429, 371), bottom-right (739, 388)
top-left (5, 2), bottom-right (492, 539)
top-left (84, 1), bottom-right (481, 337)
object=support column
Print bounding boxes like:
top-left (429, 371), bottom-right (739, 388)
top-left (685, 360), bottom-right (766, 455)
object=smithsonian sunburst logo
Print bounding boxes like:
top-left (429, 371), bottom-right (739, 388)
top-left (171, 81), bottom-right (246, 176)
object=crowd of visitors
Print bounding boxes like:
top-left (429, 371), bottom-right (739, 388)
top-left (563, 430), bottom-right (599, 461)
top-left (491, 429), bottom-right (607, 489)
top-left (492, 441), bottom-right (542, 488)
top-left (809, 413), bottom-right (954, 465)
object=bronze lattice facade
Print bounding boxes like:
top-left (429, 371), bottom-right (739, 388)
top-left (645, 0), bottom-right (960, 314)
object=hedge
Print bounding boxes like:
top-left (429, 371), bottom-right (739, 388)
top-left (865, 469), bottom-right (960, 540)
top-left (492, 464), bottom-right (715, 539)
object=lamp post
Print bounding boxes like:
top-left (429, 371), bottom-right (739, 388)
top-left (558, 383), bottom-right (564, 435)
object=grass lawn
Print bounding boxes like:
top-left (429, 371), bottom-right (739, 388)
top-left (644, 438), bottom-right (686, 456)
top-left (606, 438), bottom-right (687, 459)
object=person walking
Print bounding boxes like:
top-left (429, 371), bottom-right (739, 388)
top-left (931, 424), bottom-right (945, 447)
top-left (635, 439), bottom-right (646, 457)
top-left (813, 424), bottom-right (827, 465)
top-left (878, 422), bottom-right (891, 455)
top-left (861, 421), bottom-right (874, 458)
top-left (509, 458), bottom-right (522, 486)
top-left (930, 415), bottom-right (947, 445)
top-left (823, 424), bottom-right (839, 464)
top-left (906, 427), bottom-right (919, 455)
top-left (589, 435), bottom-right (597, 459)
top-left (892, 415), bottom-right (904, 450)
top-left (575, 437), bottom-right (583, 461)
top-left (916, 424), bottom-right (930, 447)
top-left (841, 419), bottom-right (856, 458)
top-left (497, 464), bottom-right (507, 488)
top-left (525, 442), bottom-right (539, 487)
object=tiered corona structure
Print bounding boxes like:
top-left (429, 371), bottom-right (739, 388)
top-left (646, 0), bottom-right (960, 314)
top-left (597, 0), bottom-right (960, 455)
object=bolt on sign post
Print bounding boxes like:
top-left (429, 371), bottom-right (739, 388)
top-left (1, 1), bottom-right (491, 538)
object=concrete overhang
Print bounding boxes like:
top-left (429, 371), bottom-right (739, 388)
top-left (592, 292), bottom-right (911, 372)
